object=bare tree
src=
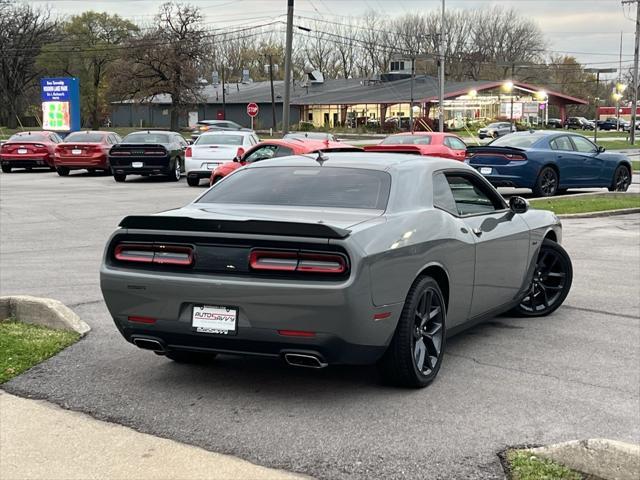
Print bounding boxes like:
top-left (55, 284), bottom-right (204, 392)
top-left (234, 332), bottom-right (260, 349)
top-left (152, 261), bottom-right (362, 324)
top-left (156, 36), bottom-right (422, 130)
top-left (0, 1), bottom-right (57, 128)
top-left (112, 2), bottom-right (207, 130)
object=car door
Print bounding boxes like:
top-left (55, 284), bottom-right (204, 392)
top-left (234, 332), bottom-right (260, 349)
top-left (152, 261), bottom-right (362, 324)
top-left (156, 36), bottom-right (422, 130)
top-left (443, 136), bottom-right (466, 161)
top-left (549, 135), bottom-right (582, 187)
top-left (565, 135), bottom-right (604, 185)
top-left (440, 171), bottom-right (530, 318)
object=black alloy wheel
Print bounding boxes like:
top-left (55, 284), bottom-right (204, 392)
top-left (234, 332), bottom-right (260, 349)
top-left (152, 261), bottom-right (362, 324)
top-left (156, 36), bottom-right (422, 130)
top-left (167, 157), bottom-right (181, 182)
top-left (511, 239), bottom-right (573, 317)
top-left (608, 165), bottom-right (631, 192)
top-left (378, 276), bottom-right (446, 388)
top-left (533, 167), bottom-right (558, 197)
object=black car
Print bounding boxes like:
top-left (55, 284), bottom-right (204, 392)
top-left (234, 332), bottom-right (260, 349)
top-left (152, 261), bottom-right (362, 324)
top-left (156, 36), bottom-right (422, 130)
top-left (545, 118), bottom-right (563, 129)
top-left (564, 117), bottom-right (594, 130)
top-left (597, 118), bottom-right (628, 131)
top-left (108, 131), bottom-right (187, 183)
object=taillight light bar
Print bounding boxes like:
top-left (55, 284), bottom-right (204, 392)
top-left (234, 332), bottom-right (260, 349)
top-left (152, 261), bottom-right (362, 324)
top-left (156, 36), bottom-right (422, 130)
top-left (249, 250), bottom-right (347, 274)
top-left (144, 150), bottom-right (166, 156)
top-left (111, 151), bottom-right (131, 156)
top-left (114, 243), bottom-right (194, 266)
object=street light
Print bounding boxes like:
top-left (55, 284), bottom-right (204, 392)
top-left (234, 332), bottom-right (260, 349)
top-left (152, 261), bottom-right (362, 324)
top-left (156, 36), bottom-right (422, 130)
top-left (536, 91), bottom-right (548, 126)
top-left (584, 67), bottom-right (617, 143)
top-left (503, 81), bottom-right (515, 129)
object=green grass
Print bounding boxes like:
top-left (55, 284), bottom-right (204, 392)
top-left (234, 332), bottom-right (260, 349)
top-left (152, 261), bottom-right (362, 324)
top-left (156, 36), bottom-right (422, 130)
top-left (597, 139), bottom-right (635, 150)
top-left (506, 450), bottom-right (582, 480)
top-left (0, 319), bottom-right (80, 383)
top-left (530, 193), bottom-right (640, 215)
top-left (632, 160), bottom-right (639, 172)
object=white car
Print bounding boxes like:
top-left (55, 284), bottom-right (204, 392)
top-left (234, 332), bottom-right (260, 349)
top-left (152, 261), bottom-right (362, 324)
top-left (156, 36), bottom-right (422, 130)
top-left (185, 130), bottom-right (259, 186)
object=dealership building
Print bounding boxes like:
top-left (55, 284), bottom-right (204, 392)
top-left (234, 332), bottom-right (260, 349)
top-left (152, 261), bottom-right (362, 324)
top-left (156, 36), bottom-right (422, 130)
top-left (110, 67), bottom-right (587, 130)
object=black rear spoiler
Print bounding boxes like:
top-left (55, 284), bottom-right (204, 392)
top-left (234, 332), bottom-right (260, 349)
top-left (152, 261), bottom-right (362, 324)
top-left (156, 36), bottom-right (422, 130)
top-left (466, 145), bottom-right (526, 154)
top-left (119, 215), bottom-right (351, 239)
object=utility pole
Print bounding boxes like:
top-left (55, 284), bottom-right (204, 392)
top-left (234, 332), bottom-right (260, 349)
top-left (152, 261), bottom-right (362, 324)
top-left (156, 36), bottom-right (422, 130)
top-left (510, 64), bottom-right (515, 129)
top-left (623, 0), bottom-right (639, 144)
top-left (438, 0), bottom-right (445, 132)
top-left (282, 0), bottom-right (294, 134)
top-left (221, 67), bottom-right (226, 119)
top-left (585, 67), bottom-right (617, 144)
top-left (267, 54), bottom-right (277, 132)
top-left (409, 57), bottom-right (415, 132)
top-left (617, 31), bottom-right (623, 131)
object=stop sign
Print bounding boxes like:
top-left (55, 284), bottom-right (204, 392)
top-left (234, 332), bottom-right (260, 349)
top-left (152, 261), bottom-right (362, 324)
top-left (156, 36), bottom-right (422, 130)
top-left (247, 103), bottom-right (259, 117)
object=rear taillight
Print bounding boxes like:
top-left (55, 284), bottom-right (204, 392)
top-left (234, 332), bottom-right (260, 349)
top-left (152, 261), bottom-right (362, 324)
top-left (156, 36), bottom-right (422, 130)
top-left (111, 150), bottom-right (131, 156)
top-left (505, 154), bottom-right (526, 161)
top-left (185, 146), bottom-right (192, 157)
top-left (114, 243), bottom-right (194, 266)
top-left (465, 151), bottom-right (475, 159)
top-left (144, 150), bottom-right (166, 156)
top-left (249, 250), bottom-right (347, 274)
top-left (33, 144), bottom-right (46, 148)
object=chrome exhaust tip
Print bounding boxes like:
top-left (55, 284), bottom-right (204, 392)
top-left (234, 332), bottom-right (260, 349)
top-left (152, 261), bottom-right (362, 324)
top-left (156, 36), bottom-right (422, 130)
top-left (284, 353), bottom-right (328, 369)
top-left (132, 337), bottom-right (165, 353)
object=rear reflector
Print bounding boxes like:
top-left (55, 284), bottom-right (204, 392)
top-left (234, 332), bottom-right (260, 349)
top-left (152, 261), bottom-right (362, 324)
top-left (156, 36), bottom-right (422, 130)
top-left (278, 330), bottom-right (316, 337)
top-left (249, 250), bottom-right (347, 274)
top-left (373, 312), bottom-right (392, 320)
top-left (128, 316), bottom-right (156, 324)
top-left (114, 243), bottom-right (193, 266)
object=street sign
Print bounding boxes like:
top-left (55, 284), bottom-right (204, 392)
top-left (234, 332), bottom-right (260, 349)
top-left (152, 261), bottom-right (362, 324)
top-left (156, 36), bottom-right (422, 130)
top-left (247, 103), bottom-right (259, 117)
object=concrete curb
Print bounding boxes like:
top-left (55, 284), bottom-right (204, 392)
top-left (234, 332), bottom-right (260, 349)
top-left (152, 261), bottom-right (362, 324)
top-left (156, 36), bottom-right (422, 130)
top-left (0, 296), bottom-right (90, 336)
top-left (557, 207), bottom-right (640, 219)
top-left (528, 439), bottom-right (640, 480)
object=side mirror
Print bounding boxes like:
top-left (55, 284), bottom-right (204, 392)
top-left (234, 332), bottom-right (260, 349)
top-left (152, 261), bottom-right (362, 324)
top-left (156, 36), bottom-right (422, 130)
top-left (597, 145), bottom-right (605, 153)
top-left (233, 147), bottom-right (245, 162)
top-left (509, 196), bottom-right (529, 214)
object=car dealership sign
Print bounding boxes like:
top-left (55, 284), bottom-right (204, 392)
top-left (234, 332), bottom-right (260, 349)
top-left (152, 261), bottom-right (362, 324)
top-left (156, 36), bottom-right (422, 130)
top-left (40, 77), bottom-right (81, 132)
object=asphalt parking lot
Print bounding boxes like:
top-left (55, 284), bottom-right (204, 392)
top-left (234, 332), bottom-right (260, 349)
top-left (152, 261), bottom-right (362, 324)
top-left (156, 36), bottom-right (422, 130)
top-left (1, 170), bottom-right (639, 480)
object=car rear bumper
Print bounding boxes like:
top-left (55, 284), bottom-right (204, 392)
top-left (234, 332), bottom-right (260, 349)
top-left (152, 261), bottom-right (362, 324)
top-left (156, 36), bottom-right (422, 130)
top-left (1, 154), bottom-right (52, 167)
top-left (187, 170), bottom-right (214, 179)
top-left (109, 156), bottom-right (172, 175)
top-left (469, 163), bottom-right (536, 189)
top-left (55, 154), bottom-right (108, 168)
top-left (100, 265), bottom-right (400, 365)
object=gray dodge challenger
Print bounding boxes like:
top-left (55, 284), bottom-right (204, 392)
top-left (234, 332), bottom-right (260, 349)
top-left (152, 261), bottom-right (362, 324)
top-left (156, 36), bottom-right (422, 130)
top-left (100, 152), bottom-right (573, 388)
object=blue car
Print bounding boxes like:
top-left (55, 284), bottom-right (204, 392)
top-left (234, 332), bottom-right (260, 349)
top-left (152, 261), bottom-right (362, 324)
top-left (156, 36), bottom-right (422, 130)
top-left (466, 131), bottom-right (633, 196)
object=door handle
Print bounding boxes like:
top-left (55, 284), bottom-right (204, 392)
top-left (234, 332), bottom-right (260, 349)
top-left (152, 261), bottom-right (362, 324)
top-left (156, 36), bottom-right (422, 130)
top-left (472, 228), bottom-right (482, 237)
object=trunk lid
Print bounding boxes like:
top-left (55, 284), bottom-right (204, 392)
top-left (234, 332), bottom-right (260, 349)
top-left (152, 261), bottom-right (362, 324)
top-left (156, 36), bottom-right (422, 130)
top-left (465, 146), bottom-right (528, 166)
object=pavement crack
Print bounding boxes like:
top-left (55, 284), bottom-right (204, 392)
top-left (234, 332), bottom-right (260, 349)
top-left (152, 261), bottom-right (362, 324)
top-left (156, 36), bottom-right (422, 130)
top-left (447, 352), bottom-right (637, 395)
top-left (67, 299), bottom-right (104, 308)
top-left (562, 305), bottom-right (639, 320)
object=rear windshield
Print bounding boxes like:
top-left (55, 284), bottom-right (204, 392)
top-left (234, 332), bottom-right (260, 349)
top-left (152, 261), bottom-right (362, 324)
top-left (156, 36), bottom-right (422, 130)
top-left (284, 132), bottom-right (333, 141)
top-left (195, 134), bottom-right (243, 146)
top-left (381, 135), bottom-right (431, 145)
top-left (198, 166), bottom-right (391, 210)
top-left (490, 134), bottom-right (544, 149)
top-left (123, 132), bottom-right (169, 144)
top-left (64, 132), bottom-right (106, 143)
top-left (9, 133), bottom-right (48, 142)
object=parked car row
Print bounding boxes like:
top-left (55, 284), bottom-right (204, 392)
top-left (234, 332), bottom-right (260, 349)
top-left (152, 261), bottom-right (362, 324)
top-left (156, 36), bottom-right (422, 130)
top-left (0, 128), bottom-right (633, 198)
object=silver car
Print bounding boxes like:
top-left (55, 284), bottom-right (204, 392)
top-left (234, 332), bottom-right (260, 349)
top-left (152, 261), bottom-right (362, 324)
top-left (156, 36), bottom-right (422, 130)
top-left (478, 122), bottom-right (515, 139)
top-left (100, 153), bottom-right (573, 388)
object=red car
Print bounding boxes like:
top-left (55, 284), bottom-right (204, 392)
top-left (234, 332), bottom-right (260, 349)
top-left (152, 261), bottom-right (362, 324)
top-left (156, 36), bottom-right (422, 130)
top-left (54, 130), bottom-right (122, 176)
top-left (209, 138), bottom-right (362, 185)
top-left (363, 132), bottom-right (467, 161)
top-left (0, 131), bottom-right (63, 173)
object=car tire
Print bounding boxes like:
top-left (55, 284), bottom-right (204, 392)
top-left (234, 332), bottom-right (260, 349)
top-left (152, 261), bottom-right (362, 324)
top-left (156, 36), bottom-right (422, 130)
top-left (608, 165), bottom-right (631, 192)
top-left (377, 275), bottom-right (446, 388)
top-left (533, 166), bottom-right (559, 197)
top-left (1, 164), bottom-right (11, 173)
top-left (113, 173), bottom-right (127, 182)
top-left (87, 168), bottom-right (96, 175)
top-left (163, 350), bottom-right (217, 363)
top-left (187, 176), bottom-right (200, 187)
top-left (510, 239), bottom-right (573, 317)
top-left (56, 166), bottom-right (70, 176)
top-left (167, 157), bottom-right (181, 182)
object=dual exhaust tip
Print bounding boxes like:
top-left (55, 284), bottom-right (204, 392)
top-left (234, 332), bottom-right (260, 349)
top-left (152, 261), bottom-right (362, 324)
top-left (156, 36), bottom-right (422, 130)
top-left (132, 337), bottom-right (328, 369)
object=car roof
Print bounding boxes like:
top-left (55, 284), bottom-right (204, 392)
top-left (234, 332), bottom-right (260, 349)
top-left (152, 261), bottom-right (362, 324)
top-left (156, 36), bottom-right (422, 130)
top-left (389, 132), bottom-right (448, 137)
top-left (253, 138), bottom-right (355, 152)
top-left (199, 130), bottom-right (253, 136)
top-left (245, 151), bottom-right (471, 173)
top-left (125, 130), bottom-right (176, 135)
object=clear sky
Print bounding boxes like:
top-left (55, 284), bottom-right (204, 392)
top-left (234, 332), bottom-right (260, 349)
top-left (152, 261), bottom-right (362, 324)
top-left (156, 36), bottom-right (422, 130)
top-left (33, 0), bottom-right (636, 81)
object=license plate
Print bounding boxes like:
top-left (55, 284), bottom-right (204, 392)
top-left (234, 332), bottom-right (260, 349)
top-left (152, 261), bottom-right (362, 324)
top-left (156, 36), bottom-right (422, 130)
top-left (480, 167), bottom-right (492, 175)
top-left (132, 161), bottom-right (143, 168)
top-left (192, 305), bottom-right (237, 335)
top-left (17, 148), bottom-right (27, 154)
top-left (72, 149), bottom-right (82, 155)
